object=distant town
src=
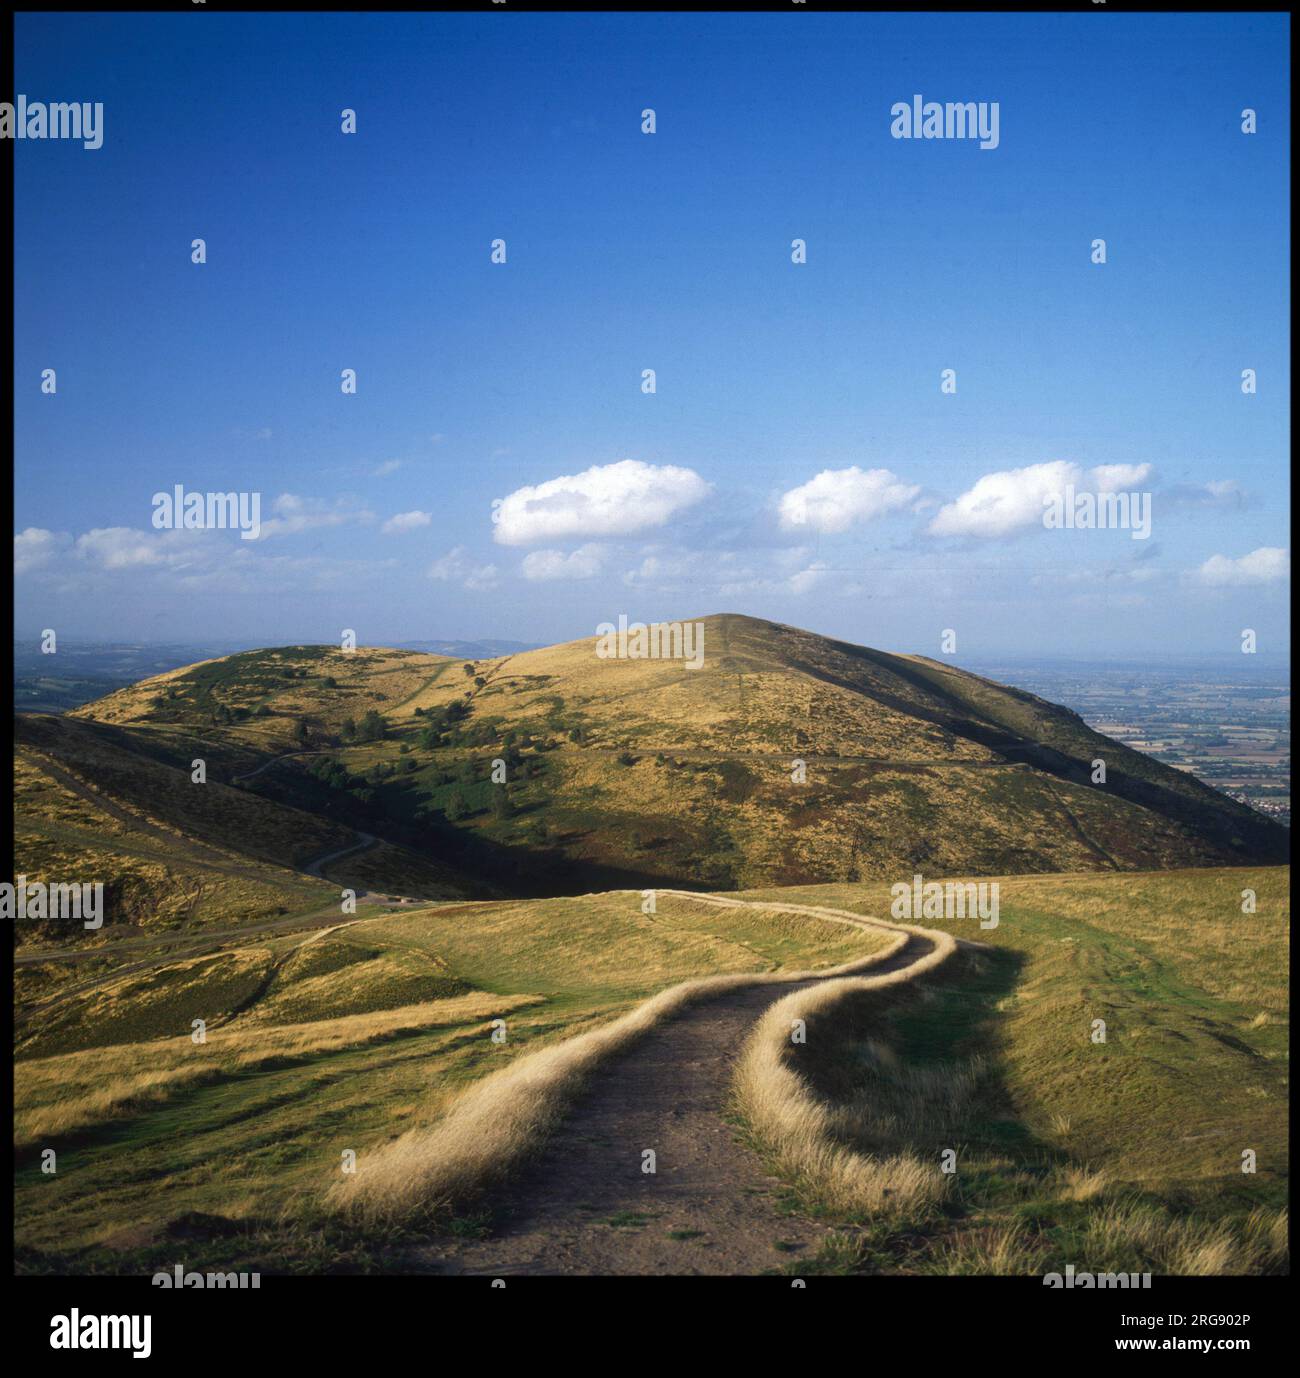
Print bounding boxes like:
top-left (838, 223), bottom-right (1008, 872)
top-left (971, 659), bottom-right (1291, 827)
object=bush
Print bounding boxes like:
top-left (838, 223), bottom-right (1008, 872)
top-left (355, 709), bottom-right (388, 742)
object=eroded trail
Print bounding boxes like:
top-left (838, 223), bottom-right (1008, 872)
top-left (429, 896), bottom-right (942, 1276)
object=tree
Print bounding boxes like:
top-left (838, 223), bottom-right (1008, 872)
top-left (445, 790), bottom-right (468, 822)
top-left (356, 709), bottom-right (388, 742)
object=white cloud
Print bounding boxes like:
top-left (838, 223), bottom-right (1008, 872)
top-left (1091, 463), bottom-right (1152, 493)
top-left (381, 509), bottom-right (432, 535)
top-left (14, 527), bottom-right (70, 575)
top-left (928, 461), bottom-right (1079, 539)
top-left (255, 493), bottom-right (372, 539)
top-left (927, 461), bottom-right (1152, 540)
top-left (372, 459), bottom-right (402, 477)
top-left (521, 544), bottom-right (605, 581)
top-left (74, 527), bottom-right (168, 569)
top-left (778, 467), bottom-right (920, 533)
top-left (428, 546), bottom-right (499, 591)
top-left (493, 459), bottom-right (711, 546)
top-left (1196, 547), bottom-right (1289, 586)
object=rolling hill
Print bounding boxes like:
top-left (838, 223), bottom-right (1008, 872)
top-left (29, 613), bottom-right (1280, 910)
top-left (14, 867), bottom-right (1288, 1276)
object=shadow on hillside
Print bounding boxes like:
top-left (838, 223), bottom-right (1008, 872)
top-left (823, 645), bottom-right (1289, 866)
top-left (797, 944), bottom-right (1077, 1192)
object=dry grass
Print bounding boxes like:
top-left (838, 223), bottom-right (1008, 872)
top-left (326, 892), bottom-right (917, 1226)
top-left (933, 1223), bottom-right (1049, 1275)
top-left (15, 991), bottom-right (542, 1149)
top-left (731, 909), bottom-right (960, 1216)
top-left (1080, 1201), bottom-right (1289, 1277)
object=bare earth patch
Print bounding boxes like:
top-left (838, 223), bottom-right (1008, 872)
top-left (426, 937), bottom-right (930, 1276)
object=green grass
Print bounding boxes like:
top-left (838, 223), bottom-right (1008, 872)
top-left (736, 865), bottom-right (1289, 1276)
top-left (607, 1212), bottom-right (651, 1228)
top-left (14, 886), bottom-right (888, 1272)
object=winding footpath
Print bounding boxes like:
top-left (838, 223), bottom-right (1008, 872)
top-left (427, 893), bottom-right (958, 1276)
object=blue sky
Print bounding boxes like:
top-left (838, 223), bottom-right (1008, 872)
top-left (13, 11), bottom-right (1291, 659)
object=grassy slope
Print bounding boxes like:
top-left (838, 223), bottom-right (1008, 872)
top-left (12, 750), bottom-right (339, 963)
top-left (734, 866), bottom-right (1289, 1275)
top-left (57, 618), bottom-right (1285, 900)
top-left (13, 890), bottom-right (889, 1272)
top-left (13, 710), bottom-right (478, 954)
top-left (15, 869), bottom-right (1286, 1276)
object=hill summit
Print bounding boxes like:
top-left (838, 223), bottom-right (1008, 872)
top-left (17, 613), bottom-right (1286, 899)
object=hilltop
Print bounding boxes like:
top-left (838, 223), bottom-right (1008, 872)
top-left (16, 614), bottom-right (1276, 915)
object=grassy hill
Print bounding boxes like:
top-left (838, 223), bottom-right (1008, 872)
top-left (55, 615), bottom-right (1287, 901)
top-left (14, 887), bottom-right (890, 1267)
top-left (12, 707), bottom-right (486, 965)
top-left (13, 867), bottom-right (1287, 1276)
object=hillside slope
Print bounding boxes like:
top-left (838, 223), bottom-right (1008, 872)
top-left (55, 614), bottom-right (1286, 895)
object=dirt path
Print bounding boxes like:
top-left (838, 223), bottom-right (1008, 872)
top-left (427, 919), bottom-right (937, 1276)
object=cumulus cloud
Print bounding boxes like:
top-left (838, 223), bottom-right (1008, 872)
top-left (381, 510), bottom-right (432, 535)
top-left (928, 461), bottom-right (1153, 539)
top-left (777, 467), bottom-right (920, 533)
top-left (1091, 463), bottom-right (1153, 493)
top-left (428, 546), bottom-right (499, 591)
top-left (1196, 547), bottom-right (1289, 586)
top-left (521, 544), bottom-right (605, 581)
top-left (928, 461), bottom-right (1077, 538)
top-left (14, 527), bottom-right (71, 575)
top-left (493, 459), bottom-right (711, 546)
